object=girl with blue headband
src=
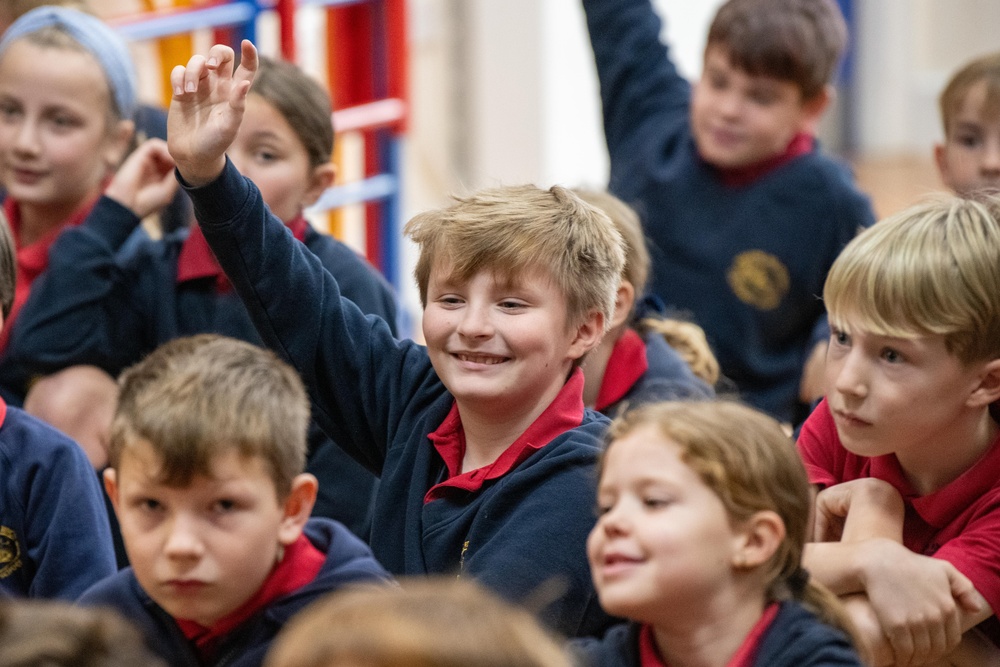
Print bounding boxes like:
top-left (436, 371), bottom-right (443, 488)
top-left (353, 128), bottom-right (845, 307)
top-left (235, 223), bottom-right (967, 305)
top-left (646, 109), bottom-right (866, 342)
top-left (0, 6), bottom-right (136, 357)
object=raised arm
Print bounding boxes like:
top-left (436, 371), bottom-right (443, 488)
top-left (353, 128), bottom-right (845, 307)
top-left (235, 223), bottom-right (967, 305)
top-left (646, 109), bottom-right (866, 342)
top-left (581, 0), bottom-right (691, 195)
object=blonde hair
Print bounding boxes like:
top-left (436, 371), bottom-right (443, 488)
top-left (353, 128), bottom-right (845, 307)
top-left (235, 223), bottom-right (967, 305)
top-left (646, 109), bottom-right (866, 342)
top-left (603, 401), bottom-right (859, 647)
top-left (572, 189), bottom-right (719, 384)
top-left (264, 577), bottom-right (573, 667)
top-left (109, 335), bottom-right (310, 498)
top-left (824, 194), bottom-right (1000, 364)
top-left (939, 51), bottom-right (1000, 137)
top-left (406, 185), bottom-right (624, 330)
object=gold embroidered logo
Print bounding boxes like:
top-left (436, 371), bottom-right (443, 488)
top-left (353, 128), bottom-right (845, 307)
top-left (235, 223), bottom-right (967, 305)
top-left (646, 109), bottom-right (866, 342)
top-left (0, 526), bottom-right (22, 579)
top-left (727, 250), bottom-right (790, 311)
top-left (458, 540), bottom-right (470, 577)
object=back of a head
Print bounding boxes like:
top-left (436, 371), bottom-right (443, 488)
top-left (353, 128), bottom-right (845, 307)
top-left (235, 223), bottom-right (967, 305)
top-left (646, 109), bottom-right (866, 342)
top-left (264, 577), bottom-right (573, 667)
top-left (109, 334), bottom-right (310, 498)
top-left (0, 599), bottom-right (165, 667)
top-left (707, 0), bottom-right (847, 99)
top-left (251, 55), bottom-right (334, 168)
top-left (824, 194), bottom-right (1000, 364)
top-left (405, 185), bottom-right (625, 329)
top-left (939, 51), bottom-right (1000, 137)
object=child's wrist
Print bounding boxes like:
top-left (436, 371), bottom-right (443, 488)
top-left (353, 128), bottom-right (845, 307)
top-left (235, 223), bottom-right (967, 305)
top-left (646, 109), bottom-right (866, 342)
top-left (176, 157), bottom-right (227, 188)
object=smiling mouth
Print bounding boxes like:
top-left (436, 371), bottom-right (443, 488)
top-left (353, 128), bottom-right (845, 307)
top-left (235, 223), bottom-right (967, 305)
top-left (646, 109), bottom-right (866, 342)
top-left (834, 409), bottom-right (872, 427)
top-left (453, 353), bottom-right (507, 365)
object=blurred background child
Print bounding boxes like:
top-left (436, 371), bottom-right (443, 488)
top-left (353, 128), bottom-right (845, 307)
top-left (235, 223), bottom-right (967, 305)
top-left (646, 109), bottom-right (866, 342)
top-left (0, 6), bottom-right (135, 402)
top-left (7, 55), bottom-right (397, 541)
top-left (573, 188), bottom-right (716, 417)
top-left (935, 51), bottom-right (1000, 196)
top-left (575, 400), bottom-right (863, 666)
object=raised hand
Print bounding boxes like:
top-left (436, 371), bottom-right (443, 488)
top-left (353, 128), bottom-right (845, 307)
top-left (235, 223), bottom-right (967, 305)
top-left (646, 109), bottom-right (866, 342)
top-left (103, 138), bottom-right (177, 219)
top-left (167, 40), bottom-right (258, 186)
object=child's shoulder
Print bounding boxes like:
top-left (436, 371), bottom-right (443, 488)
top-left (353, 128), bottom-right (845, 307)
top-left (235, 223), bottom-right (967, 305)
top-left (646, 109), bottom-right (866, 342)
top-left (756, 601), bottom-right (864, 666)
top-left (0, 405), bottom-right (91, 462)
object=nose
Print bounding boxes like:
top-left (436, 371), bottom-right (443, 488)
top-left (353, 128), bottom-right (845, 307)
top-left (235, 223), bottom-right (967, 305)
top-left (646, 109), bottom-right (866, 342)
top-left (715, 89), bottom-right (743, 119)
top-left (981, 140), bottom-right (1000, 175)
top-left (597, 502), bottom-right (631, 538)
top-left (163, 514), bottom-right (205, 561)
top-left (456, 301), bottom-right (494, 339)
top-left (831, 348), bottom-right (868, 399)
top-left (11, 117), bottom-right (39, 156)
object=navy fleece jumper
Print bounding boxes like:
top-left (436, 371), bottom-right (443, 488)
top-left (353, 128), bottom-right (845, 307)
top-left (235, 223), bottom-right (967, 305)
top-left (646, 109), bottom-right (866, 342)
top-left (182, 160), bottom-right (614, 638)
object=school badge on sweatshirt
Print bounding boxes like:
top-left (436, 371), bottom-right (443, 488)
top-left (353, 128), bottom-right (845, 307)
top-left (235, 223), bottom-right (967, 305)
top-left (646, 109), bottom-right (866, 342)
top-left (0, 526), bottom-right (21, 578)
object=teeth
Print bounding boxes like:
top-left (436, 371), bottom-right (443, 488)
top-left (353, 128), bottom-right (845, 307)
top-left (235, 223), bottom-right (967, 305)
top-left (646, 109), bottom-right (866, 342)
top-left (458, 354), bottom-right (504, 365)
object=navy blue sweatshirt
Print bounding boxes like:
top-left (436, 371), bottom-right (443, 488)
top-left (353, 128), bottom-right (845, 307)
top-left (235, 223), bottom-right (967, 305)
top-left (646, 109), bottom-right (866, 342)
top-left (570, 602), bottom-right (864, 666)
top-left (0, 400), bottom-right (115, 599)
top-left (78, 519), bottom-right (392, 667)
top-left (3, 196), bottom-right (398, 537)
top-left (582, 0), bottom-right (875, 422)
top-left (182, 160), bottom-right (614, 638)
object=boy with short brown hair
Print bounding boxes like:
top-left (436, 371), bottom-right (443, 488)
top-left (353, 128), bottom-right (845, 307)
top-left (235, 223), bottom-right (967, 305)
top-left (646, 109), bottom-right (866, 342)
top-left (581, 0), bottom-right (875, 425)
top-left (78, 334), bottom-right (391, 667)
top-left (934, 51), bottom-right (1000, 196)
top-left (166, 40), bottom-right (625, 637)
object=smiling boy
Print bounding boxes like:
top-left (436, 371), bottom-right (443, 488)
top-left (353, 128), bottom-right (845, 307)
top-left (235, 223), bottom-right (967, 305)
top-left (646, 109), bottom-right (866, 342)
top-left (164, 42), bottom-right (624, 637)
top-left (798, 196), bottom-right (1000, 666)
top-left (581, 0), bottom-right (875, 425)
top-left (78, 335), bottom-right (391, 667)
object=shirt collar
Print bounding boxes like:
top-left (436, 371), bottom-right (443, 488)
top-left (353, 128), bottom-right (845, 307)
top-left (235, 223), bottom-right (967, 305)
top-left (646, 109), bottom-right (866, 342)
top-left (595, 328), bottom-right (649, 411)
top-left (424, 369), bottom-right (586, 502)
top-left (715, 132), bottom-right (813, 188)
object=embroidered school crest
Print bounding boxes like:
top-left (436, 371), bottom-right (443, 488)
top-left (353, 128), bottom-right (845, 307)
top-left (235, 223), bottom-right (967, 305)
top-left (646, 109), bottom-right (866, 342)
top-left (0, 526), bottom-right (22, 578)
top-left (727, 250), bottom-right (790, 311)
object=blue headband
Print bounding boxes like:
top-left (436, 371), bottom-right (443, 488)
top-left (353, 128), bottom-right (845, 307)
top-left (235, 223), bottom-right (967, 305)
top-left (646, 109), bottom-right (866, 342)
top-left (0, 6), bottom-right (137, 120)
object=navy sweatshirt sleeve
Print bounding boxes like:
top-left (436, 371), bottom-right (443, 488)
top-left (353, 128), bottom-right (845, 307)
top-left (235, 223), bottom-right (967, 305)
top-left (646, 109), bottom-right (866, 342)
top-left (582, 0), bottom-right (690, 198)
top-left (4, 197), bottom-right (158, 380)
top-left (183, 161), bottom-right (429, 474)
top-left (1, 406), bottom-right (116, 600)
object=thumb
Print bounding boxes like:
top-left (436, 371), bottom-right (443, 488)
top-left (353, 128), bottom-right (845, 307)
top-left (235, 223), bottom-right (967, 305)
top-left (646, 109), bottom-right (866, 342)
top-left (948, 567), bottom-right (984, 614)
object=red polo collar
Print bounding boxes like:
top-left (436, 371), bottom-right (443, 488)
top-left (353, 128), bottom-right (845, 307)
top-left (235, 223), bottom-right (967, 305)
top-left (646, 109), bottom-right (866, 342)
top-left (176, 533), bottom-right (324, 660)
top-left (716, 132), bottom-right (813, 188)
top-left (424, 369), bottom-right (586, 503)
top-left (177, 216), bottom-right (310, 289)
top-left (594, 329), bottom-right (648, 412)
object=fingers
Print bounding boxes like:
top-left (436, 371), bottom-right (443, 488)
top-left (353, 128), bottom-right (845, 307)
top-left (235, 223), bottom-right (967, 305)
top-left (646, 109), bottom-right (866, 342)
top-left (947, 566), bottom-right (985, 614)
top-left (169, 44), bottom-right (240, 98)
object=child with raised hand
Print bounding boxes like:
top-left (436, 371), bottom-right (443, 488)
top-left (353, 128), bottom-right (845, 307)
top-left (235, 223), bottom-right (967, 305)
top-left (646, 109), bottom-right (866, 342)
top-left (6, 56), bottom-right (393, 536)
top-left (934, 52), bottom-right (1000, 197)
top-left (166, 40), bottom-right (624, 637)
top-left (0, 6), bottom-right (135, 402)
top-left (573, 189), bottom-right (716, 417)
top-left (798, 195), bottom-right (1000, 666)
top-left (581, 0), bottom-right (875, 427)
top-left (78, 334), bottom-right (392, 667)
top-left (575, 400), bottom-right (864, 667)
top-left (0, 201), bottom-right (115, 600)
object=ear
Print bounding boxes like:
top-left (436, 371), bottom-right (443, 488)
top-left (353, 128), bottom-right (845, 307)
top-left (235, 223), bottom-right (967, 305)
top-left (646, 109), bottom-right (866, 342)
top-left (302, 162), bottom-right (336, 208)
top-left (933, 142), bottom-right (952, 186)
top-left (796, 85), bottom-right (832, 135)
top-left (103, 467), bottom-right (120, 517)
top-left (277, 473), bottom-right (318, 546)
top-left (567, 310), bottom-right (606, 361)
top-left (103, 119), bottom-right (136, 173)
top-left (610, 281), bottom-right (636, 331)
top-left (731, 510), bottom-right (785, 570)
top-left (966, 358), bottom-right (1000, 408)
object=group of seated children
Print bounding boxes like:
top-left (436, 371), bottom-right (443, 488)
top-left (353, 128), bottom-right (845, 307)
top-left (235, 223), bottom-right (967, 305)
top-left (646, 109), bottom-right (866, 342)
top-left (2, 0), bottom-right (1000, 666)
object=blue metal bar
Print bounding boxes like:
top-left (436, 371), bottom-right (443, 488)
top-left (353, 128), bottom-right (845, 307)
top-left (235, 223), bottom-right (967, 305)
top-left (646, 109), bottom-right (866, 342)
top-left (308, 174), bottom-right (398, 211)
top-left (381, 135), bottom-right (404, 290)
top-left (113, 2), bottom-right (258, 42)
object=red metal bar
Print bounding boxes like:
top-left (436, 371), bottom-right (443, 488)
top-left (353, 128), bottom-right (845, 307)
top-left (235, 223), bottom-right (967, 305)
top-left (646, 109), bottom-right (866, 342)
top-left (277, 0), bottom-right (296, 61)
